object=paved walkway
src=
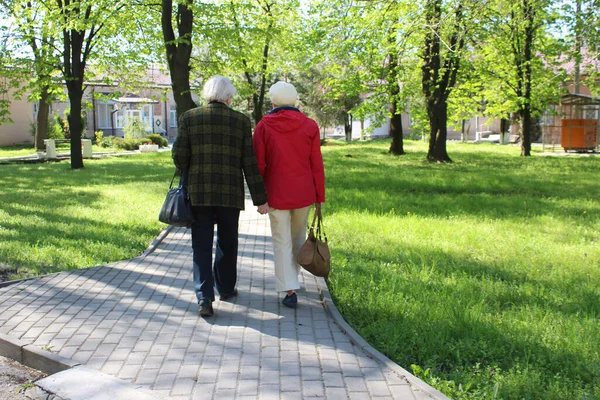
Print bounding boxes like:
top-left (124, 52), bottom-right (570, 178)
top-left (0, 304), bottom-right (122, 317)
top-left (0, 200), bottom-right (445, 399)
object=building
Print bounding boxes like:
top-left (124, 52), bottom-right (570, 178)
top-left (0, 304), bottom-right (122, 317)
top-left (0, 66), bottom-right (195, 147)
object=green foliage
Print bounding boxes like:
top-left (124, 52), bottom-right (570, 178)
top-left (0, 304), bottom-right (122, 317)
top-left (145, 134), bottom-right (168, 148)
top-left (94, 130), bottom-right (103, 145)
top-left (112, 137), bottom-right (149, 151)
top-left (123, 119), bottom-right (148, 139)
top-left (324, 140), bottom-right (600, 399)
top-left (100, 135), bottom-right (114, 148)
top-left (48, 114), bottom-right (67, 139)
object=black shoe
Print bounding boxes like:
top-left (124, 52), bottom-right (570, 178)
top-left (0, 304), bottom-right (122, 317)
top-left (282, 293), bottom-right (297, 308)
top-left (199, 298), bottom-right (214, 317)
top-left (219, 288), bottom-right (238, 301)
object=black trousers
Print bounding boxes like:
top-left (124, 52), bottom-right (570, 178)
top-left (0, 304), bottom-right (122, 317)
top-left (191, 206), bottom-right (240, 302)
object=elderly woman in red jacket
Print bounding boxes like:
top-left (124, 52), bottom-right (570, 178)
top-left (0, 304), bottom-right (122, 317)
top-left (253, 81), bottom-right (326, 308)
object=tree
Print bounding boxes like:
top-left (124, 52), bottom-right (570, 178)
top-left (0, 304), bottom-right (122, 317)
top-left (161, 0), bottom-right (197, 120)
top-left (195, 0), bottom-right (301, 124)
top-left (307, 0), bottom-right (418, 151)
top-left (559, 0), bottom-right (600, 94)
top-left (421, 0), bottom-right (469, 162)
top-left (49, 0), bottom-right (129, 169)
top-left (1, 1), bottom-right (64, 151)
top-left (469, 0), bottom-right (563, 156)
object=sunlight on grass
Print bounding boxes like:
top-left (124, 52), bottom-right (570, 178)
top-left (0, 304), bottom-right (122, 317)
top-left (1, 140), bottom-right (598, 399)
top-left (322, 140), bottom-right (599, 400)
top-left (0, 152), bottom-right (174, 277)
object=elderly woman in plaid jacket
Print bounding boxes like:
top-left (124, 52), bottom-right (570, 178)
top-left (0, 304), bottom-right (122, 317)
top-left (172, 75), bottom-right (269, 317)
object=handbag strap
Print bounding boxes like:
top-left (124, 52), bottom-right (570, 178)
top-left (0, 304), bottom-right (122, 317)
top-left (169, 171), bottom-right (177, 189)
top-left (170, 169), bottom-right (189, 189)
top-left (315, 208), bottom-right (328, 243)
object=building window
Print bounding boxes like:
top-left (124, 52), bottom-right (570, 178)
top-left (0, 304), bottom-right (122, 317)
top-left (169, 106), bottom-right (177, 128)
top-left (141, 105), bottom-right (152, 130)
top-left (116, 108), bottom-right (125, 128)
top-left (97, 103), bottom-right (112, 128)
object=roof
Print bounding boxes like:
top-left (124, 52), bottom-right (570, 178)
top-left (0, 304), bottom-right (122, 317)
top-left (561, 93), bottom-right (600, 106)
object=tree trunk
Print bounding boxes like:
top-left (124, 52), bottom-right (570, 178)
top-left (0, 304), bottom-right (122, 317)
top-left (344, 112), bottom-right (352, 143)
top-left (387, 31), bottom-right (404, 155)
top-left (162, 0), bottom-right (196, 120)
top-left (520, 107), bottom-right (532, 156)
top-left (519, 0), bottom-right (534, 156)
top-left (68, 87), bottom-right (84, 169)
top-left (426, 100), bottom-right (451, 162)
top-left (421, 0), bottom-right (463, 163)
top-left (35, 86), bottom-right (51, 151)
top-left (63, 26), bottom-right (85, 170)
top-left (252, 93), bottom-right (263, 124)
top-left (389, 102), bottom-right (405, 155)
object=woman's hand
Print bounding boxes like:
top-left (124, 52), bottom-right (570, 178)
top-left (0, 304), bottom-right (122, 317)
top-left (257, 203), bottom-right (270, 214)
top-left (315, 202), bottom-right (323, 213)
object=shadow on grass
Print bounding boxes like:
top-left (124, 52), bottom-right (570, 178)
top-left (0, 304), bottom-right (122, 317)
top-left (324, 146), bottom-right (600, 220)
top-left (0, 153), bottom-right (175, 276)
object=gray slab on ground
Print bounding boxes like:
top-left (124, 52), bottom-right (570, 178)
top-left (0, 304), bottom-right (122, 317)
top-left (33, 366), bottom-right (162, 400)
top-left (0, 198), bottom-right (446, 400)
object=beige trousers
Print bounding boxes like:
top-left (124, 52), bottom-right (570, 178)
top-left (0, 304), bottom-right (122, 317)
top-left (268, 206), bottom-right (311, 292)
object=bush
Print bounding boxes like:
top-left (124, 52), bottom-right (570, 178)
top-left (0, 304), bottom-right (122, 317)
top-left (101, 136), bottom-right (114, 148)
top-left (94, 131), bottom-right (103, 145)
top-left (48, 114), bottom-right (66, 139)
top-left (113, 137), bottom-right (148, 151)
top-left (145, 134), bottom-right (168, 148)
top-left (124, 119), bottom-right (148, 139)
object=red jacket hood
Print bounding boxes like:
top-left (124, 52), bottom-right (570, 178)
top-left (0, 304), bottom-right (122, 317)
top-left (260, 110), bottom-right (309, 134)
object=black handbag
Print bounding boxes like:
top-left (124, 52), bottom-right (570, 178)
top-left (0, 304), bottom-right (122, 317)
top-left (158, 170), bottom-right (194, 227)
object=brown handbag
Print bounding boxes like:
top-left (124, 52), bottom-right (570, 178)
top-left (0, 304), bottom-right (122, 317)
top-left (297, 209), bottom-right (331, 277)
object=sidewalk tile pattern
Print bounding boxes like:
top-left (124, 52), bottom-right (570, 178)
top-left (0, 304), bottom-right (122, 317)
top-left (0, 200), bottom-right (435, 399)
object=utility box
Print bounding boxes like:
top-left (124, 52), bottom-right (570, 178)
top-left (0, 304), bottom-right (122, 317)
top-left (561, 119), bottom-right (599, 151)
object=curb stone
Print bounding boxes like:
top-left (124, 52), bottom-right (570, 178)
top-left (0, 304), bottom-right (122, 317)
top-left (314, 276), bottom-right (451, 400)
top-left (0, 332), bottom-right (163, 399)
top-left (0, 332), bottom-right (79, 375)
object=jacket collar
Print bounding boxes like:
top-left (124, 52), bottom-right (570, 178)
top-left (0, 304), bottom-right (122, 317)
top-left (268, 106), bottom-right (300, 114)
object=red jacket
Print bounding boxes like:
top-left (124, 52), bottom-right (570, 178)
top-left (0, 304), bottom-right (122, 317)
top-left (253, 109), bottom-right (325, 210)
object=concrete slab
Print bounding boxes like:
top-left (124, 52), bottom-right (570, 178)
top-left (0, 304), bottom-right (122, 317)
top-left (34, 366), bottom-right (163, 400)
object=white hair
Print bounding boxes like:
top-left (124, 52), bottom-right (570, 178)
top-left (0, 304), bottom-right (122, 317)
top-left (202, 75), bottom-right (237, 103)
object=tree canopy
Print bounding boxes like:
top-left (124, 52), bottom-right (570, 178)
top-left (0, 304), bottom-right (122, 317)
top-left (1, 0), bottom-right (595, 161)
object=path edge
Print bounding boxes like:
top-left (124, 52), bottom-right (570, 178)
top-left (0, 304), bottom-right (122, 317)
top-left (314, 275), bottom-right (451, 400)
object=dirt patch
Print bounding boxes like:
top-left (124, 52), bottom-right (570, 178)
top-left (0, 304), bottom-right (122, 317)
top-left (0, 356), bottom-right (46, 400)
top-left (0, 266), bottom-right (18, 285)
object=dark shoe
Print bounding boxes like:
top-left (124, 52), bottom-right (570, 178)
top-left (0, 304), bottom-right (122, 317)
top-left (282, 293), bottom-right (297, 308)
top-left (219, 288), bottom-right (238, 301)
top-left (198, 298), bottom-right (214, 317)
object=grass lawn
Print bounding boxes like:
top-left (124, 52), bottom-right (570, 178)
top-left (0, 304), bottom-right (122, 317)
top-left (0, 145), bottom-right (39, 158)
top-left (0, 144), bottom-right (130, 159)
top-left (324, 140), bottom-right (599, 399)
top-left (0, 152), bottom-right (173, 278)
top-left (0, 140), bottom-right (598, 399)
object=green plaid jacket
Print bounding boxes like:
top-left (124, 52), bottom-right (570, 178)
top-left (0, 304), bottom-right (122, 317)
top-left (172, 102), bottom-right (267, 210)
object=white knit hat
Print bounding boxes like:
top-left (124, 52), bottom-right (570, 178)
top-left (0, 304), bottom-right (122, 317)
top-left (269, 81), bottom-right (298, 106)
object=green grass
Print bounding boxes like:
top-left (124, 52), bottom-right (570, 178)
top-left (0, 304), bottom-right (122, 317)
top-left (322, 140), bottom-right (599, 399)
top-left (0, 145), bottom-right (38, 158)
top-left (0, 144), bottom-right (129, 159)
top-left (0, 152), bottom-right (173, 278)
top-left (0, 140), bottom-right (598, 399)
